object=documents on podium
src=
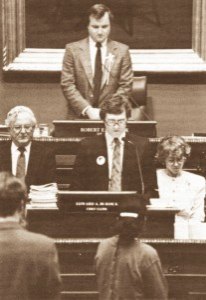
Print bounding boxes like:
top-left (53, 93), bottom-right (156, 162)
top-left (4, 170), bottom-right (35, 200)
top-left (29, 183), bottom-right (58, 208)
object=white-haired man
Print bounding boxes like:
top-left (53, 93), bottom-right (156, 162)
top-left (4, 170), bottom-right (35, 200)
top-left (0, 106), bottom-right (56, 189)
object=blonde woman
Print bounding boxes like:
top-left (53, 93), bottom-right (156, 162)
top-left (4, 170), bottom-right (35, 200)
top-left (156, 136), bottom-right (205, 223)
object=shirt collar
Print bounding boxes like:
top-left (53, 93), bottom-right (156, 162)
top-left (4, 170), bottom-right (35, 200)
top-left (12, 141), bottom-right (31, 152)
top-left (105, 131), bottom-right (126, 146)
top-left (89, 37), bottom-right (107, 48)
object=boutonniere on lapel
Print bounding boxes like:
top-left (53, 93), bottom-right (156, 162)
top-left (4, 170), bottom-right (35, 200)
top-left (96, 156), bottom-right (106, 166)
top-left (104, 53), bottom-right (115, 85)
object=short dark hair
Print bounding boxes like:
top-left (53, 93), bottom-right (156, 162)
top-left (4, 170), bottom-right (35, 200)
top-left (87, 3), bottom-right (113, 23)
top-left (114, 195), bottom-right (146, 241)
top-left (0, 172), bottom-right (27, 217)
top-left (100, 94), bottom-right (131, 120)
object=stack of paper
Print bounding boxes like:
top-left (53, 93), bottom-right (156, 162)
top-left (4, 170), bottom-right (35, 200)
top-left (29, 183), bottom-right (58, 208)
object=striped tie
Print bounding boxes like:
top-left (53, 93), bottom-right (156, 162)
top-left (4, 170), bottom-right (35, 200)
top-left (109, 138), bottom-right (122, 191)
top-left (16, 147), bottom-right (26, 180)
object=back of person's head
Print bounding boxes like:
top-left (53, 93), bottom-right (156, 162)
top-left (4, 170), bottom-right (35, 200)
top-left (0, 172), bottom-right (27, 217)
top-left (5, 105), bottom-right (37, 128)
top-left (87, 3), bottom-right (113, 22)
top-left (100, 94), bottom-right (131, 120)
top-left (115, 195), bottom-right (146, 242)
top-left (156, 135), bottom-right (191, 164)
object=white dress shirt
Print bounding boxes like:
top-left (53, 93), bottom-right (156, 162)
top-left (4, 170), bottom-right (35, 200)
top-left (11, 142), bottom-right (31, 176)
top-left (105, 132), bottom-right (125, 179)
top-left (157, 169), bottom-right (205, 223)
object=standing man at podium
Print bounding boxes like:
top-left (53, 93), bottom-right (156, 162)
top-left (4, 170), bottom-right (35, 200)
top-left (61, 3), bottom-right (133, 119)
top-left (71, 95), bottom-right (158, 194)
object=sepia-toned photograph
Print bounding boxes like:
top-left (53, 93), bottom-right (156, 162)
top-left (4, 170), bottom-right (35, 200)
top-left (1, 0), bottom-right (206, 299)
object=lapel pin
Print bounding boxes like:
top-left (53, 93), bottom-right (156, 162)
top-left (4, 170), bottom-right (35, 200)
top-left (96, 156), bottom-right (106, 166)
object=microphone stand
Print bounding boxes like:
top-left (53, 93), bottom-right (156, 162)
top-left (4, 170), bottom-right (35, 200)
top-left (123, 137), bottom-right (145, 195)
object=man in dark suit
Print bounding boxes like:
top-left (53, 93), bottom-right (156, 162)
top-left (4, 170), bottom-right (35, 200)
top-left (71, 95), bottom-right (158, 194)
top-left (0, 172), bottom-right (61, 299)
top-left (61, 3), bottom-right (133, 119)
top-left (0, 106), bottom-right (56, 189)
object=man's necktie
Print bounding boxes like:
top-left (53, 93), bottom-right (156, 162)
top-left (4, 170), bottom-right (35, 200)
top-left (16, 147), bottom-right (26, 180)
top-left (93, 42), bottom-right (102, 107)
top-left (109, 138), bottom-right (122, 191)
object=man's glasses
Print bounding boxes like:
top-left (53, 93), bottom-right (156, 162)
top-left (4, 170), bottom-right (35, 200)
top-left (106, 119), bottom-right (126, 126)
top-left (12, 125), bottom-right (34, 132)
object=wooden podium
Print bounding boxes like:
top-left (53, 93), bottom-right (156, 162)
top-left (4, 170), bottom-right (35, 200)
top-left (26, 195), bottom-right (206, 299)
top-left (27, 192), bottom-right (178, 239)
top-left (53, 120), bottom-right (157, 138)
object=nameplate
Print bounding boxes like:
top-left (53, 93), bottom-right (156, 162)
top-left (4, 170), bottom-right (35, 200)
top-left (53, 120), bottom-right (157, 137)
top-left (57, 191), bottom-right (138, 212)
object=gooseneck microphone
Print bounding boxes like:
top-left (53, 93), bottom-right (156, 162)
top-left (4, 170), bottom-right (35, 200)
top-left (122, 137), bottom-right (145, 195)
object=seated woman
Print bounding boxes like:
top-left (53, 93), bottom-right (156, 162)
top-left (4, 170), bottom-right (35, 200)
top-left (156, 136), bottom-right (205, 223)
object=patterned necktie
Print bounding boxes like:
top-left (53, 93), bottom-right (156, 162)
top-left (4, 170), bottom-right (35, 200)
top-left (93, 42), bottom-right (102, 107)
top-left (109, 138), bottom-right (122, 191)
top-left (16, 147), bottom-right (26, 180)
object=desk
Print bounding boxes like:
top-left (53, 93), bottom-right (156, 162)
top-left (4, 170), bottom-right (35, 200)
top-left (26, 204), bottom-right (206, 299)
top-left (55, 238), bottom-right (206, 300)
top-left (25, 188), bottom-right (206, 300)
top-left (53, 120), bottom-right (157, 138)
top-left (27, 203), bottom-right (177, 239)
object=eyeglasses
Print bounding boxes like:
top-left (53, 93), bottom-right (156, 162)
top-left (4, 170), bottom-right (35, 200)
top-left (166, 157), bottom-right (186, 165)
top-left (12, 125), bottom-right (34, 132)
top-left (106, 119), bottom-right (126, 126)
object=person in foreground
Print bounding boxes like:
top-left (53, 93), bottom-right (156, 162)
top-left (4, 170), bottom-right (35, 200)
top-left (95, 197), bottom-right (168, 299)
top-left (0, 172), bottom-right (61, 300)
top-left (0, 106), bottom-right (56, 189)
top-left (71, 94), bottom-right (158, 194)
top-left (61, 3), bottom-right (133, 119)
top-left (156, 135), bottom-right (205, 222)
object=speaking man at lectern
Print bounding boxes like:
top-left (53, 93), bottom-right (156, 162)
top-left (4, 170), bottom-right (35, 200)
top-left (71, 95), bottom-right (157, 194)
top-left (61, 3), bottom-right (133, 119)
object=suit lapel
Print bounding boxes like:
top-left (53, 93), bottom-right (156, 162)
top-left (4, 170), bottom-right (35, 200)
top-left (122, 134), bottom-right (141, 191)
top-left (26, 142), bottom-right (39, 186)
top-left (0, 142), bottom-right (12, 172)
top-left (96, 135), bottom-right (108, 172)
top-left (79, 38), bottom-right (93, 88)
top-left (95, 135), bottom-right (109, 188)
top-left (123, 136), bottom-right (134, 176)
top-left (101, 40), bottom-right (118, 89)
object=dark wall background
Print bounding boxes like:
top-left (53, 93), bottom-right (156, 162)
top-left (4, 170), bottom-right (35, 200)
top-left (0, 1), bottom-right (206, 137)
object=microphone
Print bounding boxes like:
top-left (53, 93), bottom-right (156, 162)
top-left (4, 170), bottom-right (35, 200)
top-left (122, 137), bottom-right (145, 195)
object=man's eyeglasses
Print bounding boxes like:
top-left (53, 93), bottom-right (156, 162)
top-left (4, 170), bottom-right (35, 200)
top-left (12, 125), bottom-right (34, 132)
top-left (106, 119), bottom-right (126, 126)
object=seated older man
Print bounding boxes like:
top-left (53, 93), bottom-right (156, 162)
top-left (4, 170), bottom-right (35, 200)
top-left (0, 106), bottom-right (56, 189)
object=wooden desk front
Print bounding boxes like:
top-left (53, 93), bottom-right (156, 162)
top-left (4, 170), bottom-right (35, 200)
top-left (55, 238), bottom-right (206, 300)
top-left (26, 206), bottom-right (206, 299)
